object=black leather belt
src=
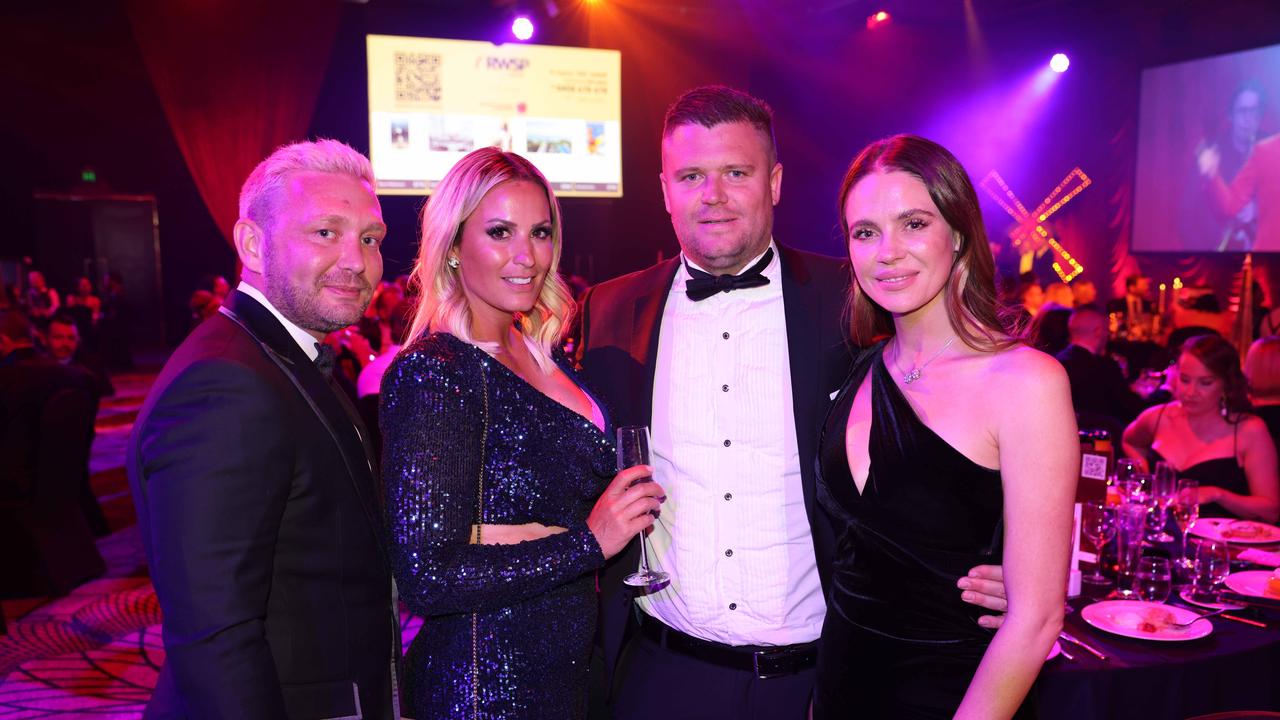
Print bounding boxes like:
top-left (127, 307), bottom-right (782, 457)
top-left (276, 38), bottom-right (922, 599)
top-left (636, 611), bottom-right (818, 679)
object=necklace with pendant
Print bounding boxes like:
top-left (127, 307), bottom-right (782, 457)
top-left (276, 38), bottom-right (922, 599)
top-left (895, 337), bottom-right (956, 384)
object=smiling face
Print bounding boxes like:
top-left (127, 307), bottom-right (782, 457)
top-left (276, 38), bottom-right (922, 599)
top-left (1176, 350), bottom-right (1225, 416)
top-left (660, 121), bottom-right (782, 274)
top-left (845, 170), bottom-right (958, 321)
top-left (455, 180), bottom-right (554, 330)
top-left (255, 170), bottom-right (386, 337)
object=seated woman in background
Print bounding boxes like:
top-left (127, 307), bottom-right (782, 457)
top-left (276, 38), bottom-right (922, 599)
top-left (1245, 336), bottom-right (1280, 447)
top-left (1123, 334), bottom-right (1280, 521)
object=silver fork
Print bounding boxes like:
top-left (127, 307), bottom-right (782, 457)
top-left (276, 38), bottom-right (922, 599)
top-left (1168, 608), bottom-right (1227, 628)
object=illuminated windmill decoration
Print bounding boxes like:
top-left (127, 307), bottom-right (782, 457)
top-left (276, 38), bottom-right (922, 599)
top-left (979, 168), bottom-right (1091, 283)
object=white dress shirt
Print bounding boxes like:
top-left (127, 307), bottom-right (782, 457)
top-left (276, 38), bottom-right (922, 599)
top-left (236, 281), bottom-right (320, 361)
top-left (636, 243), bottom-right (827, 647)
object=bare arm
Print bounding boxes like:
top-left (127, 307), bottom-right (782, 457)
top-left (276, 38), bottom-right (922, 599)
top-left (1121, 405), bottom-right (1162, 471)
top-left (955, 351), bottom-right (1076, 720)
top-left (1205, 417), bottom-right (1280, 522)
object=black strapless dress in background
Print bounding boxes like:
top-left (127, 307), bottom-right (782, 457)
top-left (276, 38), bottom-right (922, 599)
top-left (812, 345), bottom-right (1035, 720)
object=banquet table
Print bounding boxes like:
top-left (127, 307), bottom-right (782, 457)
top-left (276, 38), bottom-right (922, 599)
top-left (1038, 583), bottom-right (1280, 719)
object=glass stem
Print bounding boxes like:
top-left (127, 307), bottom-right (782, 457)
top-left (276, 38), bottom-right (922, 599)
top-left (638, 531), bottom-right (650, 573)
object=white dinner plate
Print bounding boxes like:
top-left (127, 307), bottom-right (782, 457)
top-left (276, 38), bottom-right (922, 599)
top-left (1224, 570), bottom-right (1280, 598)
top-left (1178, 586), bottom-right (1245, 611)
top-left (1189, 518), bottom-right (1280, 545)
top-left (1046, 640), bottom-right (1061, 661)
top-left (1081, 600), bottom-right (1214, 641)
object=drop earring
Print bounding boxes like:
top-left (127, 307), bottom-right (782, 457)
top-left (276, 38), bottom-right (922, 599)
top-left (1220, 395), bottom-right (1228, 418)
top-left (447, 257), bottom-right (460, 269)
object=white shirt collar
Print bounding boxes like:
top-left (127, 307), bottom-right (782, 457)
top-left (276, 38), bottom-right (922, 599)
top-left (236, 281), bottom-right (321, 361)
top-left (681, 239), bottom-right (777, 278)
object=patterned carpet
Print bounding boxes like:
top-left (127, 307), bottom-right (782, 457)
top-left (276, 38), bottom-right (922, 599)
top-left (0, 370), bottom-right (427, 718)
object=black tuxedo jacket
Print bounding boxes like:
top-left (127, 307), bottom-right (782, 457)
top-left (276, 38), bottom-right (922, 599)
top-left (1055, 343), bottom-right (1146, 428)
top-left (128, 291), bottom-right (396, 719)
top-left (574, 245), bottom-right (853, 683)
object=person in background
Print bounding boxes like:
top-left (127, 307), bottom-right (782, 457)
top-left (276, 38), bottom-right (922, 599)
top-left (25, 271), bottom-right (60, 329)
top-left (1043, 282), bottom-right (1074, 310)
top-left (355, 300), bottom-right (411, 462)
top-left (813, 134), bottom-right (1073, 720)
top-left (1123, 333), bottom-right (1280, 521)
top-left (1026, 304), bottom-right (1072, 356)
top-left (65, 277), bottom-right (102, 324)
top-left (1244, 335), bottom-right (1280, 451)
top-left (1071, 279), bottom-right (1098, 308)
top-left (1056, 305), bottom-right (1145, 437)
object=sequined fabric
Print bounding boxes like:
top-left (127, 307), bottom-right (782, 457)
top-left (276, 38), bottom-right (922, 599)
top-left (381, 332), bottom-right (613, 719)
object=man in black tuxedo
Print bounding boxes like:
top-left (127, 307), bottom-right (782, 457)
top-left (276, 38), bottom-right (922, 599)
top-left (128, 140), bottom-right (397, 719)
top-left (1056, 305), bottom-right (1146, 436)
top-left (1105, 274), bottom-right (1155, 337)
top-left (576, 86), bottom-right (1007, 719)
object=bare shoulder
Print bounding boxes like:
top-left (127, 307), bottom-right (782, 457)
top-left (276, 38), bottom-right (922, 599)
top-left (1239, 414), bottom-right (1274, 446)
top-left (981, 343), bottom-right (1070, 393)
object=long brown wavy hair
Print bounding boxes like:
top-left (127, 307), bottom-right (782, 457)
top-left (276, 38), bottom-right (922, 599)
top-left (837, 134), bottom-right (1015, 352)
top-left (1182, 333), bottom-right (1252, 420)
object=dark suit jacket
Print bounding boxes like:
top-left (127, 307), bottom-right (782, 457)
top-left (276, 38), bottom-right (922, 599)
top-left (128, 291), bottom-right (396, 720)
top-left (574, 245), bottom-right (853, 686)
top-left (1055, 343), bottom-right (1146, 430)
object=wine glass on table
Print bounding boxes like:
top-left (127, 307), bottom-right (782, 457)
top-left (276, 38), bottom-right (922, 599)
top-left (1135, 557), bottom-right (1172, 603)
top-left (1113, 502), bottom-right (1148, 599)
top-left (1172, 479), bottom-right (1200, 577)
top-left (1189, 539), bottom-right (1231, 603)
top-left (1080, 502), bottom-right (1117, 586)
top-left (616, 426), bottom-right (669, 589)
top-left (1149, 462), bottom-right (1178, 542)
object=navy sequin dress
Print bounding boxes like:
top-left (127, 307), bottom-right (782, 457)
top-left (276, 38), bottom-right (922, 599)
top-left (381, 332), bottom-right (614, 719)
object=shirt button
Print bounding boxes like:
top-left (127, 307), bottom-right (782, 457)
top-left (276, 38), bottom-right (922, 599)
top-left (722, 332), bottom-right (730, 339)
top-left (723, 439), bottom-right (731, 447)
top-left (729, 603), bottom-right (738, 610)
top-left (724, 549), bottom-right (733, 557)
top-left (724, 492), bottom-right (732, 501)
top-left (721, 384), bottom-right (729, 392)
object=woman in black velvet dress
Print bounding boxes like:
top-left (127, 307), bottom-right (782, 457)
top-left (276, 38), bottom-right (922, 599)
top-left (812, 135), bottom-right (1077, 719)
top-left (380, 148), bottom-right (664, 719)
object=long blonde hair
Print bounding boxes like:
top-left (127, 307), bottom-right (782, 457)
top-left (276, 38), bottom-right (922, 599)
top-left (404, 147), bottom-right (573, 372)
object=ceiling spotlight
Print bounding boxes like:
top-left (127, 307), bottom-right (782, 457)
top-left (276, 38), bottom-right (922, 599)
top-left (866, 10), bottom-right (890, 29)
top-left (1050, 53), bottom-right (1070, 73)
top-left (512, 15), bottom-right (535, 41)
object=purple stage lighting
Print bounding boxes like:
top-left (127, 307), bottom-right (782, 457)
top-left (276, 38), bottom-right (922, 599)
top-left (1050, 53), bottom-right (1070, 73)
top-left (512, 16), bottom-right (535, 41)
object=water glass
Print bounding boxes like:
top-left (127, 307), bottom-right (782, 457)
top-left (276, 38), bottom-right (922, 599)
top-left (1114, 503), bottom-right (1148, 599)
top-left (1189, 539), bottom-right (1232, 603)
top-left (1135, 557), bottom-right (1172, 603)
top-left (1080, 502), bottom-right (1116, 586)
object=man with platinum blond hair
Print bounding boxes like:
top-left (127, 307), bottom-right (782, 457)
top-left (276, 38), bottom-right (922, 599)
top-left (129, 139), bottom-right (398, 719)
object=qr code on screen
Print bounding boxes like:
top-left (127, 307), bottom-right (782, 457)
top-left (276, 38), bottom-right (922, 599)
top-left (1080, 453), bottom-right (1108, 481)
top-left (395, 52), bottom-right (441, 103)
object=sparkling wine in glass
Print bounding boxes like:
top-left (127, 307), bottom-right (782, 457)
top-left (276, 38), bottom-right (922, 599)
top-left (616, 426), bottom-right (669, 589)
top-left (1172, 479), bottom-right (1200, 576)
top-left (1149, 462), bottom-right (1178, 542)
top-left (1135, 556), bottom-right (1172, 603)
top-left (1080, 502), bottom-right (1117, 586)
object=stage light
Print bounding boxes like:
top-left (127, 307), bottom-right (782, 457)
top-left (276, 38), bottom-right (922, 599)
top-left (512, 16), bottom-right (535, 41)
top-left (866, 10), bottom-right (890, 29)
top-left (1050, 53), bottom-right (1070, 73)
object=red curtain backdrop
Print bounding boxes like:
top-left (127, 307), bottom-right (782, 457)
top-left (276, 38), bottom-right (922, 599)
top-left (125, 0), bottom-right (340, 245)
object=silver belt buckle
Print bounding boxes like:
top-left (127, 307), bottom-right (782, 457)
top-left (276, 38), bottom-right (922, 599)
top-left (752, 649), bottom-right (791, 679)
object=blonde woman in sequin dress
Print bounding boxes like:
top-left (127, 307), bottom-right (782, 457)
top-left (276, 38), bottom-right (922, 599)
top-left (380, 148), bottom-right (664, 719)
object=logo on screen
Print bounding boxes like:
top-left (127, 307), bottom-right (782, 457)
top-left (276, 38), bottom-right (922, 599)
top-left (479, 56), bottom-right (530, 72)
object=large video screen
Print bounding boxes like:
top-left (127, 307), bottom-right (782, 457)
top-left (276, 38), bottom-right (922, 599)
top-left (1133, 43), bottom-right (1280, 252)
top-left (366, 35), bottom-right (622, 197)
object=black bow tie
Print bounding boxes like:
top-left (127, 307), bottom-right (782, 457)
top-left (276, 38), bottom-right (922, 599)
top-left (314, 342), bottom-right (336, 379)
top-left (684, 247), bottom-right (774, 301)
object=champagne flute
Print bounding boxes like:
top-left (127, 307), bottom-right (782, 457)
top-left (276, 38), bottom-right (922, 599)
top-left (1172, 479), bottom-right (1200, 575)
top-left (1149, 462), bottom-right (1178, 542)
top-left (1080, 502), bottom-right (1117, 586)
top-left (1114, 503), bottom-right (1148, 599)
top-left (616, 426), bottom-right (669, 589)
top-left (1135, 556), bottom-right (1172, 603)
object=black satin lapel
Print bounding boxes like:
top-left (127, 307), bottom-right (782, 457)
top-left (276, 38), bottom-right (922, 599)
top-left (222, 292), bottom-right (384, 541)
top-left (780, 249), bottom-right (825, 513)
top-left (630, 258), bottom-right (680, 428)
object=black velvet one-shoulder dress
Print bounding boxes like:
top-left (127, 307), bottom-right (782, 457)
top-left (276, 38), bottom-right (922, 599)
top-left (812, 344), bottom-right (1035, 719)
